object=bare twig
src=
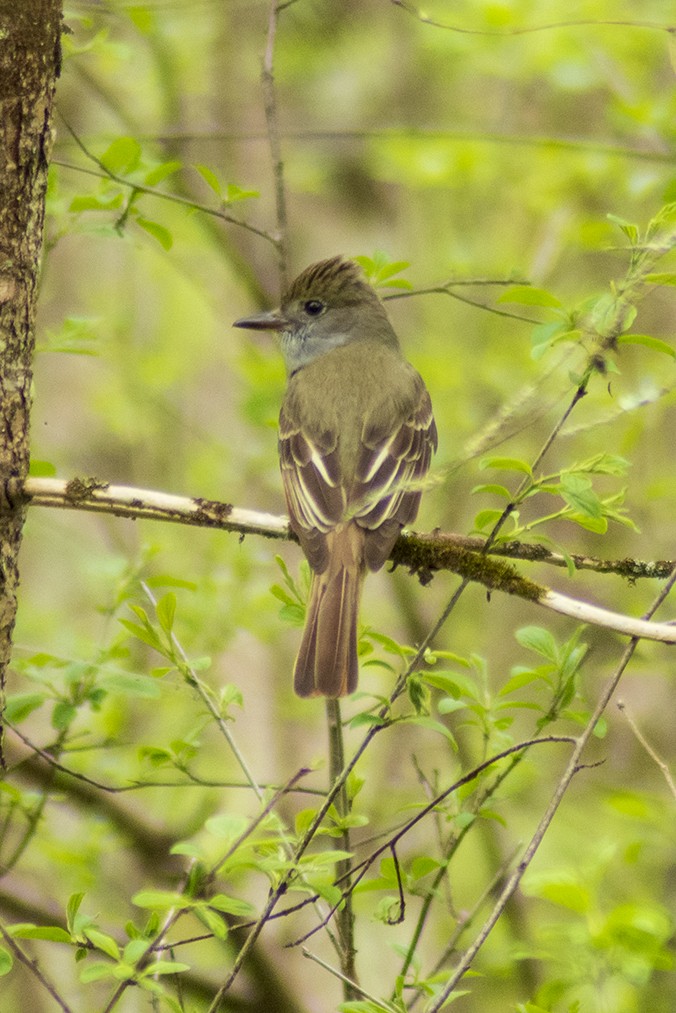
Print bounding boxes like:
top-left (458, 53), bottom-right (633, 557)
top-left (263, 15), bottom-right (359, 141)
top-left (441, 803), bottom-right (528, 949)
top-left (617, 699), bottom-right (676, 801)
top-left (391, 1), bottom-right (669, 36)
top-left (302, 947), bottom-right (398, 1011)
top-left (325, 699), bottom-right (358, 999)
top-left (262, 0), bottom-right (292, 289)
top-left (0, 922), bottom-right (73, 1013)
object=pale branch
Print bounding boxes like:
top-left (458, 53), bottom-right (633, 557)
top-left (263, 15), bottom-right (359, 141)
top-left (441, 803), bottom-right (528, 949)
top-left (14, 476), bottom-right (676, 644)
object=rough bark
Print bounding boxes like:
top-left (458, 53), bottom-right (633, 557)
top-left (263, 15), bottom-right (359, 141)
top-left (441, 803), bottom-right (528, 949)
top-left (0, 2), bottom-right (63, 764)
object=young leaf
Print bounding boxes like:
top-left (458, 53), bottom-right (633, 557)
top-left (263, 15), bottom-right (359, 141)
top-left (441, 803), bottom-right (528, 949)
top-left (617, 333), bottom-right (675, 358)
top-left (479, 456), bottom-right (533, 476)
top-left (136, 217), bottom-right (173, 250)
top-left (0, 947), bottom-right (13, 976)
top-left (100, 137), bottom-right (142, 175)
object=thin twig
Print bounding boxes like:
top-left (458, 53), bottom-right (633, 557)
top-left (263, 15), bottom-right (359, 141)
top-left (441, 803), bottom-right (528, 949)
top-left (0, 922), bottom-right (74, 1013)
top-left (326, 699), bottom-right (358, 999)
top-left (391, 0), bottom-right (669, 36)
top-left (55, 116), bottom-right (277, 243)
top-left (141, 582), bottom-right (264, 802)
top-left (617, 699), bottom-right (676, 801)
top-left (262, 0), bottom-right (291, 289)
top-left (302, 947), bottom-right (398, 1011)
top-left (7, 722), bottom-right (324, 795)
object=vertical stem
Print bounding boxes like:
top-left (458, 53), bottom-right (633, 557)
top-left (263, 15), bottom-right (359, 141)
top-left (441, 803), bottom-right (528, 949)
top-left (326, 698), bottom-right (358, 1000)
top-left (0, 1), bottom-right (63, 766)
top-left (262, 0), bottom-right (290, 291)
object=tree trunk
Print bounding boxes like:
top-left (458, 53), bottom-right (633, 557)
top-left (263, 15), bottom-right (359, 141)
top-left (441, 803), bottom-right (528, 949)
top-left (0, 2), bottom-right (63, 763)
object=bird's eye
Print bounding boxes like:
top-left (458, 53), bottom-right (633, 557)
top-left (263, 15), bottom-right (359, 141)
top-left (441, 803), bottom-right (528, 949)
top-left (303, 299), bottom-right (325, 317)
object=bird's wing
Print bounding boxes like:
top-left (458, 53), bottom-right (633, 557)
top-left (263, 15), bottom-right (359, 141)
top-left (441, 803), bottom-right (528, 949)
top-left (352, 380), bottom-right (437, 571)
top-left (278, 402), bottom-right (346, 573)
top-left (279, 373), bottom-right (436, 575)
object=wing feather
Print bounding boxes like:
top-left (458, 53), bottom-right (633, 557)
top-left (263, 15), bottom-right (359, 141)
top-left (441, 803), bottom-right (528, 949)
top-left (279, 375), bottom-right (436, 575)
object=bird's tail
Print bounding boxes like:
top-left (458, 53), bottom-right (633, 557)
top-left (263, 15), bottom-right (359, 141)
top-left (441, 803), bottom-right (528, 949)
top-left (293, 526), bottom-right (365, 698)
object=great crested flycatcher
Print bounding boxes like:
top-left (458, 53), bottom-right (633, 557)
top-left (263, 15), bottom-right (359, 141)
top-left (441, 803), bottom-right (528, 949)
top-left (234, 256), bottom-right (437, 698)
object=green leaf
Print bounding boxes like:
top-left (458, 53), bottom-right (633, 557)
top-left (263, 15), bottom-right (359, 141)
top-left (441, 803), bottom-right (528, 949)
top-left (498, 669), bottom-right (542, 695)
top-left (195, 164), bottom-right (222, 196)
top-left (479, 456), bottom-right (532, 476)
top-left (643, 272), bottom-right (676, 286)
top-left (617, 333), bottom-right (675, 358)
top-left (98, 671), bottom-right (161, 698)
top-left (574, 453), bottom-right (629, 476)
top-left (224, 183), bottom-right (259, 203)
top-left (205, 814), bottom-right (249, 841)
top-left (498, 285), bottom-right (561, 308)
top-left (155, 592), bottom-right (177, 635)
top-left (437, 697), bottom-right (468, 715)
top-left (119, 618), bottom-right (163, 652)
top-left (473, 508), bottom-right (505, 531)
top-left (559, 474), bottom-right (602, 518)
top-left (0, 947), bottom-right (12, 976)
top-left (566, 512), bottom-right (608, 534)
top-left (207, 894), bottom-right (255, 917)
top-left (51, 700), bottom-right (77, 730)
top-left (70, 192), bottom-right (124, 213)
top-left (4, 692), bottom-right (44, 723)
top-left (516, 626), bottom-right (559, 662)
top-left (471, 483), bottom-right (512, 498)
top-left (79, 961), bottom-right (118, 983)
top-left (67, 893), bottom-right (85, 935)
top-left (40, 315), bottom-right (100, 356)
top-left (525, 873), bottom-right (590, 914)
top-left (194, 905), bottom-right (229, 940)
top-left (84, 928), bottom-right (121, 960)
top-left (143, 160), bottom-right (182, 186)
top-left (123, 938), bottom-right (151, 963)
top-left (607, 213), bottom-right (639, 244)
top-left (127, 6), bottom-right (156, 34)
top-left (354, 252), bottom-right (412, 289)
top-left (10, 924), bottom-right (71, 943)
top-left (28, 459), bottom-right (57, 476)
top-left (100, 137), bottom-right (142, 175)
top-left (407, 715), bottom-right (458, 748)
top-left (146, 574), bottom-right (198, 591)
top-left (136, 217), bottom-right (173, 250)
top-left (132, 890), bottom-right (190, 910)
top-left (139, 959), bottom-right (190, 976)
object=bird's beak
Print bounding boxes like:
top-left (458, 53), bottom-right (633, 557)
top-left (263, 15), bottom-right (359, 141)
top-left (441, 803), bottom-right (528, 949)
top-left (232, 309), bottom-right (288, 332)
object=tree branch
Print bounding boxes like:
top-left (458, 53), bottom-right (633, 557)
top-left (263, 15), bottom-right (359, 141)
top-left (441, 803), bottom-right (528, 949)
top-left (15, 476), bottom-right (676, 644)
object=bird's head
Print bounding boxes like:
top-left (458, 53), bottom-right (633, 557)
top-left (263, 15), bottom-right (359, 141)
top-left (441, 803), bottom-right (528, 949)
top-left (233, 256), bottom-right (398, 373)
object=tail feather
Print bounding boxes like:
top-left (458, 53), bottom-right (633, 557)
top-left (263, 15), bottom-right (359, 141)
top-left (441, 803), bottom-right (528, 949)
top-left (293, 526), bottom-right (364, 697)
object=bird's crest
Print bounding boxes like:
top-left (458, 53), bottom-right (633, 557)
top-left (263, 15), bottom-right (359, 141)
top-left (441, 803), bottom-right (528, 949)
top-left (282, 256), bottom-right (373, 307)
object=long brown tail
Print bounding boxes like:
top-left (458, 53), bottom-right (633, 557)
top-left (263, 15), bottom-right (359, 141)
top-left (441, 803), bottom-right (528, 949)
top-left (293, 526), bottom-right (364, 697)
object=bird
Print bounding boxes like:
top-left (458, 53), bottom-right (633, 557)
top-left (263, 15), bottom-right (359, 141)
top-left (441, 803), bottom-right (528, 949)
top-left (234, 256), bottom-right (437, 697)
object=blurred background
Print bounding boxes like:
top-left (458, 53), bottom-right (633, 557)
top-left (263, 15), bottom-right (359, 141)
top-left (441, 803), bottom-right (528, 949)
top-left (4, 1), bottom-right (676, 1010)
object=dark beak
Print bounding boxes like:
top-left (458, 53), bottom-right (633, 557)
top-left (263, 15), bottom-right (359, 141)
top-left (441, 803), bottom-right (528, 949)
top-left (232, 310), bottom-right (288, 332)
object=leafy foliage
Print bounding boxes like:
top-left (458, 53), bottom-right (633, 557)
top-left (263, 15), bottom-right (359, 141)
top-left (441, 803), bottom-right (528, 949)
top-left (3, 2), bottom-right (676, 1011)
